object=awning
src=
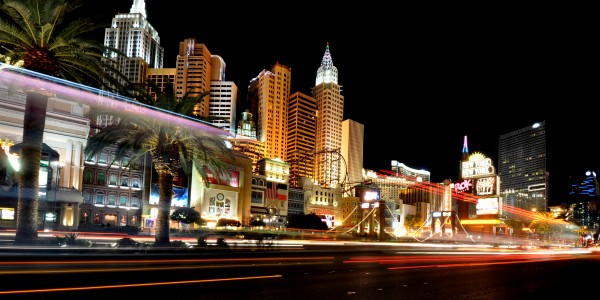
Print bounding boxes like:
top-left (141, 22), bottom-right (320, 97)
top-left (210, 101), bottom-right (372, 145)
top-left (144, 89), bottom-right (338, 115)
top-left (10, 143), bottom-right (59, 162)
top-left (250, 206), bottom-right (270, 214)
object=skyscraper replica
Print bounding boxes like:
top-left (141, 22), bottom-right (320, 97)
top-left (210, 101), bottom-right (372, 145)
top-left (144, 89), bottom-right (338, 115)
top-left (340, 119), bottom-right (364, 197)
top-left (313, 43), bottom-right (344, 188)
top-left (287, 91), bottom-right (317, 188)
top-left (499, 121), bottom-right (548, 223)
top-left (248, 62), bottom-right (292, 161)
top-left (176, 38), bottom-right (212, 117)
top-left (102, 0), bottom-right (163, 89)
top-left (209, 55), bottom-right (238, 134)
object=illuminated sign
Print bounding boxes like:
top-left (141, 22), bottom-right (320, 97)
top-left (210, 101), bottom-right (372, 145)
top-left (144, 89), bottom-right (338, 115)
top-left (476, 197), bottom-right (499, 215)
top-left (453, 179), bottom-right (472, 193)
top-left (474, 176), bottom-right (497, 196)
top-left (431, 211), bottom-right (453, 218)
top-left (355, 186), bottom-right (380, 202)
top-left (460, 219), bottom-right (501, 225)
top-left (461, 158), bottom-right (495, 178)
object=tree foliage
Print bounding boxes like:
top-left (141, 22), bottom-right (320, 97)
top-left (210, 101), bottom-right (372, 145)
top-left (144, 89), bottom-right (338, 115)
top-left (404, 214), bottom-right (422, 231)
top-left (170, 207), bottom-right (202, 225)
top-left (0, 0), bottom-right (127, 90)
top-left (288, 213), bottom-right (328, 230)
top-left (0, 0), bottom-right (127, 245)
top-left (85, 82), bottom-right (234, 246)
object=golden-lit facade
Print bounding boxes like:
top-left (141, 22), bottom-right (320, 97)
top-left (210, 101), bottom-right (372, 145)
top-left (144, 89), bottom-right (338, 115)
top-left (313, 44), bottom-right (344, 188)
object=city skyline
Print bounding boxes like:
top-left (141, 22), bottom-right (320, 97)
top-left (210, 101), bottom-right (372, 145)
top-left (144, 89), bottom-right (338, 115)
top-left (87, 1), bottom-right (594, 204)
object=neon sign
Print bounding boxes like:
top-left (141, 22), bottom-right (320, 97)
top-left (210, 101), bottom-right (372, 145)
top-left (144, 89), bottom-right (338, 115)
top-left (461, 158), bottom-right (495, 178)
top-left (453, 179), bottom-right (472, 193)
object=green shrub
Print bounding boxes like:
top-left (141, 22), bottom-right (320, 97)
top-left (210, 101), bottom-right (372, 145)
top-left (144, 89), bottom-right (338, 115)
top-left (170, 240), bottom-right (192, 248)
top-left (53, 233), bottom-right (93, 247)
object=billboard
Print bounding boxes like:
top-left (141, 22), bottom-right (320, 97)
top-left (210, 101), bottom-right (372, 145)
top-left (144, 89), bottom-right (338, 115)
top-left (474, 176), bottom-right (497, 196)
top-left (476, 197), bottom-right (499, 215)
top-left (149, 184), bottom-right (188, 207)
top-left (206, 168), bottom-right (239, 187)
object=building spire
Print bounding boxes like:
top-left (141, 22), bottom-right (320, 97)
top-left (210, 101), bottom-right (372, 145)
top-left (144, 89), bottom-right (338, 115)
top-left (462, 135), bottom-right (469, 161)
top-left (130, 0), bottom-right (147, 18)
top-left (315, 42), bottom-right (338, 86)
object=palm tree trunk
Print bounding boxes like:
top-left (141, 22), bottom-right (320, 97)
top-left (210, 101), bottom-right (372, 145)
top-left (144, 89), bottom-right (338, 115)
top-left (14, 92), bottom-right (48, 245)
top-left (155, 171), bottom-right (174, 246)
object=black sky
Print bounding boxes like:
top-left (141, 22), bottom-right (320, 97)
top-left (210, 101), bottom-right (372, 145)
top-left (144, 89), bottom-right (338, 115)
top-left (85, 1), bottom-right (596, 205)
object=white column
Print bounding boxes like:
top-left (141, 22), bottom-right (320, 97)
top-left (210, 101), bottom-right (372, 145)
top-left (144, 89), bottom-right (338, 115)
top-left (64, 140), bottom-right (73, 188)
top-left (73, 141), bottom-right (82, 190)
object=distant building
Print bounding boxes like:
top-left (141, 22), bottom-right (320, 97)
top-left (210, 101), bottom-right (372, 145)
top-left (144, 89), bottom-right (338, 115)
top-left (102, 0), bottom-right (163, 90)
top-left (564, 171), bottom-right (600, 231)
top-left (498, 121), bottom-right (548, 222)
top-left (341, 120), bottom-right (364, 197)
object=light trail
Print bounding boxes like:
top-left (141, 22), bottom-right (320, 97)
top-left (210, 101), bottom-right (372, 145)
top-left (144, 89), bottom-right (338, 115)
top-left (387, 255), bottom-right (578, 270)
top-left (377, 169), bottom-right (574, 226)
top-left (0, 275), bottom-right (282, 295)
top-left (0, 256), bottom-right (335, 275)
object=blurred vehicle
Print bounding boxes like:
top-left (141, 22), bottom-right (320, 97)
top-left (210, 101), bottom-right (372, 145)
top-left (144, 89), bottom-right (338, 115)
top-left (111, 237), bottom-right (147, 248)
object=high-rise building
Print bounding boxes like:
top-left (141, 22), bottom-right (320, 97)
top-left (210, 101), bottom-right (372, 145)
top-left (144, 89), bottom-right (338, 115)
top-left (102, 0), bottom-right (163, 90)
top-left (565, 171), bottom-right (600, 230)
top-left (248, 62), bottom-right (292, 161)
top-left (209, 55), bottom-right (238, 134)
top-left (176, 38), bottom-right (212, 117)
top-left (313, 43), bottom-right (344, 188)
top-left (146, 68), bottom-right (176, 99)
top-left (499, 121), bottom-right (548, 222)
top-left (287, 91), bottom-right (317, 188)
top-left (341, 119), bottom-right (364, 197)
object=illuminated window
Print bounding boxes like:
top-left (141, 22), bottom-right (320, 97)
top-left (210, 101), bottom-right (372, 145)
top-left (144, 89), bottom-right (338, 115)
top-left (81, 212), bottom-right (89, 223)
top-left (97, 172), bottom-right (106, 185)
top-left (98, 152), bottom-right (108, 165)
top-left (83, 190), bottom-right (92, 204)
top-left (122, 156), bottom-right (130, 167)
top-left (84, 171), bottom-right (93, 184)
top-left (107, 193), bottom-right (117, 206)
top-left (0, 208), bottom-right (15, 220)
top-left (131, 195), bottom-right (140, 208)
top-left (121, 176), bottom-right (129, 187)
top-left (108, 174), bottom-right (117, 186)
top-left (95, 192), bottom-right (105, 205)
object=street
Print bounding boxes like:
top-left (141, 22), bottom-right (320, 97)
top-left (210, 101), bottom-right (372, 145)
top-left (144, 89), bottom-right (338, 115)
top-left (0, 243), bottom-right (596, 299)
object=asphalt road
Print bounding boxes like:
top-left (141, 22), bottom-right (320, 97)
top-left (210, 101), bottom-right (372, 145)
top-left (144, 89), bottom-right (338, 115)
top-left (0, 244), bottom-right (597, 299)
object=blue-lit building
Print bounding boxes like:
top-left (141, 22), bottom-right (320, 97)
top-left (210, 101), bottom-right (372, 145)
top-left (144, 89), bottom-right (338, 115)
top-left (565, 171), bottom-right (600, 231)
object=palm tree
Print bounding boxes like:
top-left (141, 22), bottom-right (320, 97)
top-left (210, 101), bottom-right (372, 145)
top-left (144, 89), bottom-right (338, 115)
top-left (0, 0), bottom-right (127, 245)
top-left (529, 211), bottom-right (560, 244)
top-left (404, 214), bottom-right (422, 235)
top-left (85, 81), bottom-right (234, 246)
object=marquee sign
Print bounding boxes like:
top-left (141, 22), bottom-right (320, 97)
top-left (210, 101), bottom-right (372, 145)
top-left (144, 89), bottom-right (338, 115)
top-left (461, 153), bottom-right (495, 179)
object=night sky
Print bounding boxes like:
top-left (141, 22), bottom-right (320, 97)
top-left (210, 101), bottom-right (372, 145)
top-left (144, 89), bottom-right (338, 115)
top-left (84, 1), bottom-right (595, 205)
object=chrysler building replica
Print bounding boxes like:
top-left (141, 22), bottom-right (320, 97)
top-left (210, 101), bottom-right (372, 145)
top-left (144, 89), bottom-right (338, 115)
top-left (312, 43), bottom-right (344, 187)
